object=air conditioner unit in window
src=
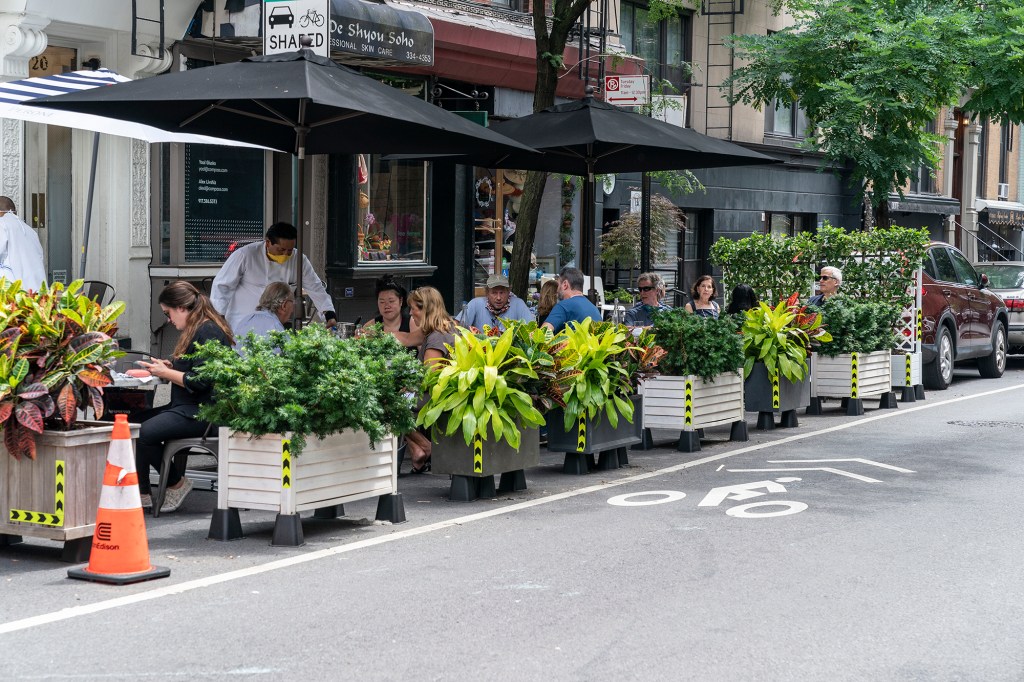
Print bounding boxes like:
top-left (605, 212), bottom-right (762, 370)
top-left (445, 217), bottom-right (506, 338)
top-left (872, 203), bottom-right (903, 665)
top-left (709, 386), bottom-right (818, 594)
top-left (998, 182), bottom-right (1010, 199)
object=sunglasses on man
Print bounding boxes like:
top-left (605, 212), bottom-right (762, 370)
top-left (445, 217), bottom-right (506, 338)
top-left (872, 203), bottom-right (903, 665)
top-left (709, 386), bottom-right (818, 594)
top-left (638, 286), bottom-right (655, 292)
top-left (818, 275), bottom-right (835, 281)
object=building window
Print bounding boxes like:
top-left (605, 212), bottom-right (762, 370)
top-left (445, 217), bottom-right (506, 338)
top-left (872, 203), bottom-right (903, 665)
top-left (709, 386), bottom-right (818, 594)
top-left (999, 122), bottom-right (1013, 186)
top-left (619, 2), bottom-right (692, 90)
top-left (765, 212), bottom-right (814, 237)
top-left (910, 118), bottom-right (937, 194)
top-left (357, 156), bottom-right (428, 263)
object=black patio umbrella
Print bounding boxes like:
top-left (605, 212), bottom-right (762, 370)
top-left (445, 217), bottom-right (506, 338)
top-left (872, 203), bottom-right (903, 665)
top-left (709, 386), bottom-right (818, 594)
top-left (398, 96), bottom-right (779, 299)
top-left (28, 49), bottom-right (536, 323)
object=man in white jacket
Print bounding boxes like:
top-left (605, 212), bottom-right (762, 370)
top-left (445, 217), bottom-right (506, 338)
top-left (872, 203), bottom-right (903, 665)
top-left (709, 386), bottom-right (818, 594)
top-left (211, 222), bottom-right (337, 331)
top-left (0, 196), bottom-right (46, 291)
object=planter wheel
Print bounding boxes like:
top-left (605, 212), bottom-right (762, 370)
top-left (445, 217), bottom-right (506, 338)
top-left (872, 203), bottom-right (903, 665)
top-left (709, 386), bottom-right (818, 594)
top-left (209, 508), bottom-right (243, 541)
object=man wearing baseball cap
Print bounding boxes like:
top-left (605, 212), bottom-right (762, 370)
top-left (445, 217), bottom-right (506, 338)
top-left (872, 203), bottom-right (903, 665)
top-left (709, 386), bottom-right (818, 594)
top-left (458, 274), bottom-right (532, 332)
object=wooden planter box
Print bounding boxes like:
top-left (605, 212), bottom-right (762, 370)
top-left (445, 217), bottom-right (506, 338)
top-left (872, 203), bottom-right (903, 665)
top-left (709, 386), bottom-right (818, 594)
top-left (210, 428), bottom-right (399, 546)
top-left (744, 362), bottom-right (811, 430)
top-left (1, 421), bottom-right (140, 562)
top-left (891, 351), bottom-right (924, 402)
top-left (546, 395), bottom-right (643, 474)
top-left (640, 373), bottom-right (747, 452)
top-left (809, 350), bottom-right (896, 415)
top-left (433, 428), bottom-right (540, 502)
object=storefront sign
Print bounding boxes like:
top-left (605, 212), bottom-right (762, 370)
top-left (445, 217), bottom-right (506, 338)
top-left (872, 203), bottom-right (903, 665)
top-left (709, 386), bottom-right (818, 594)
top-left (986, 207), bottom-right (1024, 229)
top-left (184, 145), bottom-right (266, 263)
top-left (329, 0), bottom-right (434, 65)
top-left (263, 0), bottom-right (331, 57)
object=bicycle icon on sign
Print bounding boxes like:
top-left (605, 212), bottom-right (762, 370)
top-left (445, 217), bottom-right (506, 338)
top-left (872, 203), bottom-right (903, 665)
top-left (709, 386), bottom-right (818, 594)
top-left (299, 8), bottom-right (325, 28)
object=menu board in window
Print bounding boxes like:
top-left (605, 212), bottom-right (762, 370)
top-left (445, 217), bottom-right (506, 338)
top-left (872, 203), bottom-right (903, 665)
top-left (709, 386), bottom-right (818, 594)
top-left (183, 144), bottom-right (265, 262)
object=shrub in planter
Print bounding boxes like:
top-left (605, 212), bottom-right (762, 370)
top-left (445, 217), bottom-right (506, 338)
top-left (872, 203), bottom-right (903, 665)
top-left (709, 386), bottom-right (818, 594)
top-left (0, 280), bottom-right (125, 459)
top-left (554, 319), bottom-right (637, 430)
top-left (651, 308), bottom-right (743, 380)
top-left (741, 293), bottom-right (831, 382)
top-left (192, 325), bottom-right (424, 455)
top-left (813, 297), bottom-right (901, 357)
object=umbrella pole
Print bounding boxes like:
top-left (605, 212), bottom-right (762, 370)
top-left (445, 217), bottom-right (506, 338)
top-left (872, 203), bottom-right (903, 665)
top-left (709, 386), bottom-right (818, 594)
top-left (79, 131), bottom-right (100, 279)
top-left (640, 172), bottom-right (651, 273)
top-left (585, 169), bottom-right (598, 304)
top-left (293, 107), bottom-right (309, 330)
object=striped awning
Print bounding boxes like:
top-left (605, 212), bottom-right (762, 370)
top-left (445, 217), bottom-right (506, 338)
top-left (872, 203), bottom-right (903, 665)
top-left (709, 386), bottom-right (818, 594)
top-left (0, 69), bottom-right (263, 147)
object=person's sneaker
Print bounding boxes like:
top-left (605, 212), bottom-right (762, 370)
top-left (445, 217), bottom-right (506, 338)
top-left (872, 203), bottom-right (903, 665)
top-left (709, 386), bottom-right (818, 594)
top-left (139, 493), bottom-right (152, 509)
top-left (159, 478), bottom-right (193, 513)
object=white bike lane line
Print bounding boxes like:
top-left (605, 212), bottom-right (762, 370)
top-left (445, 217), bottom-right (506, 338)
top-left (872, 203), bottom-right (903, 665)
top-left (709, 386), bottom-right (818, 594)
top-left (2, 382), bottom-right (1022, 635)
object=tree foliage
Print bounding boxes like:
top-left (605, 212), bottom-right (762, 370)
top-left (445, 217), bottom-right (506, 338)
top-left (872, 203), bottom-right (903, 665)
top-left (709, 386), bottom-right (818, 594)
top-left (725, 0), bottom-right (1024, 227)
top-left (599, 194), bottom-right (686, 271)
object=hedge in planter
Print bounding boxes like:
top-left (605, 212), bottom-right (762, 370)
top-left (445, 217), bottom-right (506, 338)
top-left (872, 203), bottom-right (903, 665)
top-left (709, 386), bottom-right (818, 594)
top-left (417, 324), bottom-right (547, 501)
top-left (642, 309), bottom-right (747, 452)
top-left (808, 297), bottom-right (900, 415)
top-left (192, 326), bottom-right (424, 542)
top-left (741, 294), bottom-right (831, 430)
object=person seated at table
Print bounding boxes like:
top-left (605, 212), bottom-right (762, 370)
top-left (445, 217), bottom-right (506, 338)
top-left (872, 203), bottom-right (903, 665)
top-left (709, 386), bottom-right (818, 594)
top-left (135, 281), bottom-right (234, 513)
top-left (536, 279), bottom-right (559, 326)
top-left (458, 274), bottom-right (532, 332)
top-left (361, 276), bottom-right (423, 349)
top-left (808, 266), bottom-right (842, 307)
top-left (624, 272), bottom-right (671, 327)
top-left (684, 275), bottom-right (720, 319)
top-left (404, 286), bottom-right (460, 474)
top-left (541, 266), bottom-right (602, 333)
top-left (232, 281), bottom-right (294, 352)
top-left (726, 283), bottom-right (759, 317)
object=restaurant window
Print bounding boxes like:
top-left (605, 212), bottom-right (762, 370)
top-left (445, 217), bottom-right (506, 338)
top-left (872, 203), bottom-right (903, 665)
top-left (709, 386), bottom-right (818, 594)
top-left (765, 212), bottom-right (814, 237)
top-left (619, 2), bottom-right (692, 90)
top-left (357, 155), bottom-right (428, 263)
top-left (154, 142), bottom-right (270, 265)
top-left (910, 118), bottom-right (937, 194)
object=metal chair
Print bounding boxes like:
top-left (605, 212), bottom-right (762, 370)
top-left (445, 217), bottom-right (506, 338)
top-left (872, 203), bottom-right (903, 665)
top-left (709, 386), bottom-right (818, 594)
top-left (81, 280), bottom-right (115, 306)
top-left (152, 424), bottom-right (219, 518)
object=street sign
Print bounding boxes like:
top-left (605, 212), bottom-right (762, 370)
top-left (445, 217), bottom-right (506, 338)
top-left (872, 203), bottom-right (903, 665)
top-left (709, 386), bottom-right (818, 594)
top-left (263, 0), bottom-right (330, 58)
top-left (604, 75), bottom-right (650, 107)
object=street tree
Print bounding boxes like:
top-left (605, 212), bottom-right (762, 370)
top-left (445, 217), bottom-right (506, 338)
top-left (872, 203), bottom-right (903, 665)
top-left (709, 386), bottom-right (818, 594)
top-left (725, 0), bottom-right (1024, 228)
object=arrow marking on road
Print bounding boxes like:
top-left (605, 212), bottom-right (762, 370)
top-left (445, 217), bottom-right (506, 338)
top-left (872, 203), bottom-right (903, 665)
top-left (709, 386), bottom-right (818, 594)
top-left (725, 467), bottom-right (884, 483)
top-left (767, 458), bottom-right (915, 473)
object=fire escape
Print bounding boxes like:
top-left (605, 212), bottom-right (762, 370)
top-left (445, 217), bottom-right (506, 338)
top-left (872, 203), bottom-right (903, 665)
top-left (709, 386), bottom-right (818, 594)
top-left (703, 0), bottom-right (743, 139)
top-left (131, 0), bottom-right (166, 60)
top-left (574, 0), bottom-right (610, 91)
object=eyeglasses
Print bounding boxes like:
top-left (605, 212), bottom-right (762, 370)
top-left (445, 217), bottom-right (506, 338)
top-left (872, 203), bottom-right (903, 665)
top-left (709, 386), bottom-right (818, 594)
top-left (818, 275), bottom-right (835, 281)
top-left (162, 310), bottom-right (172, 319)
top-left (638, 286), bottom-right (655, 292)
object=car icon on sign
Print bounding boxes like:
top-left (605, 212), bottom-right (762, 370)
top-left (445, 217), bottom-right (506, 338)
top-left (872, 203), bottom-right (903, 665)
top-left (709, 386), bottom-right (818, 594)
top-left (269, 6), bottom-right (295, 29)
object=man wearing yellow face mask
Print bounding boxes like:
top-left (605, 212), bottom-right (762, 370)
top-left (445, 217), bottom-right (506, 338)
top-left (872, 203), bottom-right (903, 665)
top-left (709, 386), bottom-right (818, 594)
top-left (211, 222), bottom-right (337, 331)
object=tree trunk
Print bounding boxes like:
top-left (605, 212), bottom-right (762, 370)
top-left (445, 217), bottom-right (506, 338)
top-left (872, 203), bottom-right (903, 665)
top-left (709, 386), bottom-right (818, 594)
top-left (873, 197), bottom-right (891, 230)
top-left (508, 0), bottom-right (588, 298)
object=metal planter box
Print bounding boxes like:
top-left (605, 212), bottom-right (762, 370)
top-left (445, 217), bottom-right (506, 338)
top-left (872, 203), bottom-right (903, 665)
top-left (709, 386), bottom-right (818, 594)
top-left (744, 362), bottom-right (811, 414)
top-left (433, 428), bottom-right (540, 478)
top-left (1, 421), bottom-right (140, 562)
top-left (545, 395), bottom-right (643, 455)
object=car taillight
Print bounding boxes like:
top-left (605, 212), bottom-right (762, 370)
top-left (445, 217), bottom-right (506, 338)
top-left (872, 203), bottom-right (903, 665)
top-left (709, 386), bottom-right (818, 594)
top-left (1006, 298), bottom-right (1024, 311)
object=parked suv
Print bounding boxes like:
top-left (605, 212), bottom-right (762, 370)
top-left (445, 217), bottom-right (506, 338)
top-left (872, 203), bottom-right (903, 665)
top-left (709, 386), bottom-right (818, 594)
top-left (921, 242), bottom-right (1008, 389)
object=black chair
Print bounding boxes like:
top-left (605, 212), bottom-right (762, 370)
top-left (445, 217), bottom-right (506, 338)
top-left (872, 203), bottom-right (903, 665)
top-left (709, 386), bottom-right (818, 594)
top-left (81, 280), bottom-right (115, 306)
top-left (153, 424), bottom-right (219, 518)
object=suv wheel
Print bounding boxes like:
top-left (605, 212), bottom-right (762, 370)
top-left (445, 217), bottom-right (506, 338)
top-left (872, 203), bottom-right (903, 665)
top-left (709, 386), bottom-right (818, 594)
top-left (978, 324), bottom-right (1007, 378)
top-left (924, 326), bottom-right (954, 390)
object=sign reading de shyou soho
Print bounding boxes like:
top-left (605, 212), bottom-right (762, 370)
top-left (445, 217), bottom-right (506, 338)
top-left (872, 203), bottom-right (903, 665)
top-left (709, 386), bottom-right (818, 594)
top-left (328, 0), bottom-right (434, 65)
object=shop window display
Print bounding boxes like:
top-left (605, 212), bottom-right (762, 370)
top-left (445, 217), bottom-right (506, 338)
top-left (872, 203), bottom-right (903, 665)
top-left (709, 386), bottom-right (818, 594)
top-left (357, 154), bottom-right (428, 263)
top-left (471, 168), bottom-right (528, 292)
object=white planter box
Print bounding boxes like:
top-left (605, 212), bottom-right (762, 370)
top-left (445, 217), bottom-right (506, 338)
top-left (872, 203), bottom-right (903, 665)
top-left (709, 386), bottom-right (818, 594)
top-left (641, 372), bottom-right (745, 432)
top-left (891, 351), bottom-right (922, 389)
top-left (811, 350), bottom-right (892, 399)
top-left (211, 428), bottom-right (400, 544)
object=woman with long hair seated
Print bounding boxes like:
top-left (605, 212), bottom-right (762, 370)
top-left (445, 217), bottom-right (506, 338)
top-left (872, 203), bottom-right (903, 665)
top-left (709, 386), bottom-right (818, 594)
top-left (404, 286), bottom-right (460, 474)
top-left (362, 276), bottom-right (423, 349)
top-left (536, 279), bottom-right (560, 327)
top-left (135, 281), bottom-right (234, 513)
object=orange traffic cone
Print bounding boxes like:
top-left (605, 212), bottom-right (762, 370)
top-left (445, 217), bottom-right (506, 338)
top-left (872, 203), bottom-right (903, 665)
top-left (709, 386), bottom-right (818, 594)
top-left (68, 414), bottom-right (170, 585)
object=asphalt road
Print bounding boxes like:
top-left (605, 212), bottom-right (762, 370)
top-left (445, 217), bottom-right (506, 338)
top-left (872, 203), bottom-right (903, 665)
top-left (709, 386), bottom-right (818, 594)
top-left (3, 360), bottom-right (1024, 681)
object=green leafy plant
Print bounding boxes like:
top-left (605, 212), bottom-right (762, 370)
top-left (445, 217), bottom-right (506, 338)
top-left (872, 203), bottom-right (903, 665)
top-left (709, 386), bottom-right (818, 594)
top-left (0, 279), bottom-right (125, 459)
top-left (600, 194), bottom-right (687, 274)
top-left (741, 293), bottom-right (832, 382)
top-left (651, 309), bottom-right (743, 382)
top-left (417, 327), bottom-right (545, 449)
top-left (607, 288), bottom-right (635, 305)
top-left (813, 297), bottom-right (902, 357)
top-left (504, 320), bottom-right (565, 414)
top-left (192, 325), bottom-right (424, 456)
top-left (554, 319), bottom-right (636, 430)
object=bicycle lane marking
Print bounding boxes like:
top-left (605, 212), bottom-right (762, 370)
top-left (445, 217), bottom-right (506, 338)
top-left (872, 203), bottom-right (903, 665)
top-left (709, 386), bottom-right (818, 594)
top-left (3, 381), bottom-right (1022, 635)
